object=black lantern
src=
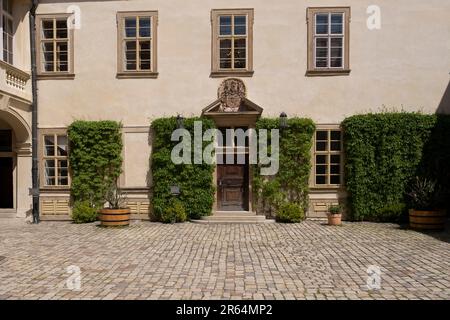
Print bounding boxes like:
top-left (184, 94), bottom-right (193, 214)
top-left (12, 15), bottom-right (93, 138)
top-left (279, 112), bottom-right (288, 129)
top-left (170, 185), bottom-right (181, 196)
top-left (176, 114), bottom-right (184, 129)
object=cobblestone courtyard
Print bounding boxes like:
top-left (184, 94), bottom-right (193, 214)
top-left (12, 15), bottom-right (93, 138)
top-left (0, 219), bottom-right (449, 300)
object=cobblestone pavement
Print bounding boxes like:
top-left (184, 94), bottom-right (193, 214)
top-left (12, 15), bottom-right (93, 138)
top-left (0, 219), bottom-right (449, 300)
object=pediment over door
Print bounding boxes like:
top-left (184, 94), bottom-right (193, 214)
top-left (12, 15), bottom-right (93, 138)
top-left (201, 78), bottom-right (263, 127)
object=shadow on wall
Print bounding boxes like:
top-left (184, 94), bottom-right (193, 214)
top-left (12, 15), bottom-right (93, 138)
top-left (437, 80), bottom-right (450, 114)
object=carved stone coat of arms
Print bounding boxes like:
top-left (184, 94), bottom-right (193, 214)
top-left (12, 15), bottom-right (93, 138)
top-left (218, 79), bottom-right (246, 112)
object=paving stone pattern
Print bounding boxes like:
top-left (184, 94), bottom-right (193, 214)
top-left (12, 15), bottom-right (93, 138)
top-left (0, 219), bottom-right (448, 300)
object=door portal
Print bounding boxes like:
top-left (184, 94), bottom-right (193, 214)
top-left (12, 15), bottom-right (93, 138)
top-left (0, 157), bottom-right (13, 208)
top-left (217, 163), bottom-right (249, 211)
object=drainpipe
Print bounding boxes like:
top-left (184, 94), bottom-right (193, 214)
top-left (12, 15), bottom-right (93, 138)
top-left (29, 0), bottom-right (39, 223)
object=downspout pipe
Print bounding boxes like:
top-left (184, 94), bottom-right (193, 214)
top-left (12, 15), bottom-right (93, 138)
top-left (29, 0), bottom-right (39, 223)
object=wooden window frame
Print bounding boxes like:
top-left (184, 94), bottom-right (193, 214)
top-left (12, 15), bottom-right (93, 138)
top-left (0, 0), bottom-right (14, 64)
top-left (211, 8), bottom-right (254, 78)
top-left (39, 129), bottom-right (70, 189)
top-left (36, 13), bottom-right (75, 79)
top-left (117, 11), bottom-right (158, 79)
top-left (310, 125), bottom-right (344, 189)
top-left (307, 7), bottom-right (350, 76)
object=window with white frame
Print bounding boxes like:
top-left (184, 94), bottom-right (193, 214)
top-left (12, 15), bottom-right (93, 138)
top-left (43, 134), bottom-right (69, 186)
top-left (1, 0), bottom-right (13, 64)
top-left (117, 11), bottom-right (158, 77)
top-left (314, 12), bottom-right (344, 68)
top-left (307, 7), bottom-right (350, 75)
top-left (39, 16), bottom-right (70, 73)
top-left (211, 9), bottom-right (254, 76)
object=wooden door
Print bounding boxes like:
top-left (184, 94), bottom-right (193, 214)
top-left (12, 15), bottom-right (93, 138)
top-left (0, 157), bottom-right (13, 208)
top-left (217, 164), bottom-right (248, 211)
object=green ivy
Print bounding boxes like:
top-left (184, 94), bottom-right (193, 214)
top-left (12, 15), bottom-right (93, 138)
top-left (253, 117), bottom-right (315, 221)
top-left (342, 113), bottom-right (450, 221)
top-left (68, 121), bottom-right (123, 206)
top-left (151, 117), bottom-right (215, 221)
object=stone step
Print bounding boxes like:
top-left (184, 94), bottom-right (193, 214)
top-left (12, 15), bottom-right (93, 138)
top-left (204, 216), bottom-right (267, 221)
top-left (191, 211), bottom-right (274, 224)
top-left (191, 218), bottom-right (275, 224)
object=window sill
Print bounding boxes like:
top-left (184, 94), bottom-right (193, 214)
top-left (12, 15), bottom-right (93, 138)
top-left (210, 70), bottom-right (254, 78)
top-left (39, 186), bottom-right (71, 192)
top-left (310, 185), bottom-right (345, 191)
top-left (116, 72), bottom-right (159, 79)
top-left (37, 73), bottom-right (75, 80)
top-left (306, 69), bottom-right (351, 77)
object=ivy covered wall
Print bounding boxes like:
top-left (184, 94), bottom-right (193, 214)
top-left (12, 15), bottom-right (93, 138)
top-left (68, 120), bottom-right (123, 206)
top-left (253, 117), bottom-right (315, 221)
top-left (342, 113), bottom-right (450, 221)
top-left (151, 117), bottom-right (216, 221)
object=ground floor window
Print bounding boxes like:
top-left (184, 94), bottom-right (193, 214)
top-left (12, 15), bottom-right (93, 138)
top-left (314, 128), bottom-right (342, 186)
top-left (42, 133), bottom-right (69, 186)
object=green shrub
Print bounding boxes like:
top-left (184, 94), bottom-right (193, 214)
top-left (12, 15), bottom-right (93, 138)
top-left (68, 121), bottom-right (123, 206)
top-left (276, 202), bottom-right (305, 223)
top-left (253, 117), bottom-right (315, 218)
top-left (342, 112), bottom-right (450, 221)
top-left (72, 200), bottom-right (98, 223)
top-left (161, 199), bottom-right (187, 223)
top-left (377, 203), bottom-right (407, 222)
top-left (151, 117), bottom-right (215, 221)
top-left (328, 205), bottom-right (342, 215)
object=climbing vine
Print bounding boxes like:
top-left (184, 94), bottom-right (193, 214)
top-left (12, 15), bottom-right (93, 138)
top-left (151, 117), bottom-right (216, 221)
top-left (68, 120), bottom-right (123, 207)
top-left (253, 117), bottom-right (315, 221)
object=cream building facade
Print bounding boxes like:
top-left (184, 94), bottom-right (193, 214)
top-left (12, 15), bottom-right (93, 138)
top-left (1, 0), bottom-right (449, 219)
top-left (0, 0), bottom-right (33, 218)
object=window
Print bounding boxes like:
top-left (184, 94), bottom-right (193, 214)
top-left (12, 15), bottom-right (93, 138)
top-left (211, 9), bottom-right (254, 77)
top-left (314, 129), bottom-right (342, 186)
top-left (0, 0), bottom-right (13, 64)
top-left (42, 134), bottom-right (69, 186)
top-left (117, 11), bottom-right (158, 78)
top-left (307, 7), bottom-right (350, 76)
top-left (36, 14), bottom-right (74, 78)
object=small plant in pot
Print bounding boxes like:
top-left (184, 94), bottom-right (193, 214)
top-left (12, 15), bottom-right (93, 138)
top-left (327, 204), bottom-right (343, 226)
top-left (407, 176), bottom-right (446, 230)
top-left (98, 181), bottom-right (130, 227)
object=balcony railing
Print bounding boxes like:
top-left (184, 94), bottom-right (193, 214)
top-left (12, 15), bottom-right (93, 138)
top-left (0, 60), bottom-right (32, 104)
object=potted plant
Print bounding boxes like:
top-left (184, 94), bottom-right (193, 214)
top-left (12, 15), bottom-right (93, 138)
top-left (407, 176), bottom-right (446, 230)
top-left (327, 204), bottom-right (343, 226)
top-left (98, 181), bottom-right (130, 227)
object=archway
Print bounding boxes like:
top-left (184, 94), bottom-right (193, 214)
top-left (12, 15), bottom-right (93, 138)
top-left (0, 107), bottom-right (31, 212)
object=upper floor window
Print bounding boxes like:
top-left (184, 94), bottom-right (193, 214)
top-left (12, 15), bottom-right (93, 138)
top-left (211, 9), bottom-right (254, 77)
top-left (36, 14), bottom-right (74, 79)
top-left (117, 11), bottom-right (158, 78)
top-left (1, 0), bottom-right (13, 64)
top-left (42, 133), bottom-right (69, 187)
top-left (307, 7), bottom-right (350, 76)
top-left (313, 128), bottom-right (343, 187)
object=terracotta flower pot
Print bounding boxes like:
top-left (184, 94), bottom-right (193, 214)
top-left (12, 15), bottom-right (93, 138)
top-left (409, 209), bottom-right (446, 230)
top-left (99, 208), bottom-right (131, 227)
top-left (327, 213), bottom-right (342, 226)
